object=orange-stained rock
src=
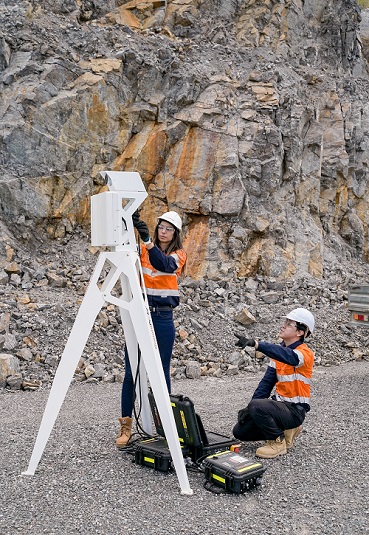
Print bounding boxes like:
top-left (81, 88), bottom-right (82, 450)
top-left (16, 295), bottom-right (31, 305)
top-left (78, 59), bottom-right (121, 74)
top-left (166, 128), bottom-right (221, 213)
top-left (183, 216), bottom-right (210, 280)
top-left (113, 124), bottom-right (169, 182)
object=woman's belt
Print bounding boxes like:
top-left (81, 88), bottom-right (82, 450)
top-left (149, 306), bottom-right (174, 312)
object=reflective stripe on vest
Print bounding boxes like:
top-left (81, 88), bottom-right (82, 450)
top-left (269, 343), bottom-right (314, 405)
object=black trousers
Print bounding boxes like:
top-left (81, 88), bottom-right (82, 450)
top-left (233, 398), bottom-right (306, 441)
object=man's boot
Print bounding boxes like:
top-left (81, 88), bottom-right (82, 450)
top-left (255, 436), bottom-right (287, 459)
top-left (284, 425), bottom-right (302, 450)
top-left (116, 417), bottom-right (132, 449)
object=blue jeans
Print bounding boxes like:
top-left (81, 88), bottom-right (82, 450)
top-left (121, 310), bottom-right (175, 417)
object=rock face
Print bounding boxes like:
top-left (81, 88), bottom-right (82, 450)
top-left (1, 0), bottom-right (369, 281)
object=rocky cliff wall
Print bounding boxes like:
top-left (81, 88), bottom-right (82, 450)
top-left (1, 0), bottom-right (369, 280)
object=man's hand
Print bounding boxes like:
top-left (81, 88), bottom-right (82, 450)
top-left (135, 220), bottom-right (150, 243)
top-left (238, 407), bottom-right (249, 425)
top-left (234, 333), bottom-right (256, 349)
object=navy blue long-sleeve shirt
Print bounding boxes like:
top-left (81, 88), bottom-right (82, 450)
top-left (147, 245), bottom-right (178, 273)
top-left (252, 340), bottom-right (302, 400)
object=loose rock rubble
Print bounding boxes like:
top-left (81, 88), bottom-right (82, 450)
top-left (1, 224), bottom-right (369, 393)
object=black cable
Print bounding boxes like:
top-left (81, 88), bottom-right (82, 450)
top-left (191, 454), bottom-right (211, 470)
top-left (132, 349), bottom-right (156, 438)
top-left (203, 480), bottom-right (230, 495)
top-left (132, 348), bottom-right (142, 422)
top-left (117, 345), bottom-right (156, 453)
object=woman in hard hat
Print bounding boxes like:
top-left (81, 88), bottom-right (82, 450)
top-left (233, 308), bottom-right (315, 459)
top-left (116, 210), bottom-right (187, 448)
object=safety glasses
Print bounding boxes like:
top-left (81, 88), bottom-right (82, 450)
top-left (158, 225), bottom-right (175, 232)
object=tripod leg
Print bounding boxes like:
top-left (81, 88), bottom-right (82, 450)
top-left (22, 269), bottom-right (105, 475)
top-left (118, 257), bottom-right (193, 495)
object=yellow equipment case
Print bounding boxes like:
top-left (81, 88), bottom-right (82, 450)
top-left (203, 450), bottom-right (266, 493)
top-left (148, 392), bottom-right (239, 461)
top-left (134, 437), bottom-right (189, 472)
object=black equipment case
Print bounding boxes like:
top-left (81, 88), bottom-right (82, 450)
top-left (148, 392), bottom-right (239, 462)
top-left (134, 437), bottom-right (189, 472)
top-left (203, 450), bottom-right (266, 493)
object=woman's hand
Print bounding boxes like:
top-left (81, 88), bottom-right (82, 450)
top-left (135, 221), bottom-right (150, 243)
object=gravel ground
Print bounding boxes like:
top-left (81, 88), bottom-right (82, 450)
top-left (1, 359), bottom-right (369, 535)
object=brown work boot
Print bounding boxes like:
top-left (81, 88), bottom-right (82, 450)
top-left (255, 436), bottom-right (287, 459)
top-left (284, 425), bottom-right (302, 450)
top-left (116, 417), bottom-right (132, 449)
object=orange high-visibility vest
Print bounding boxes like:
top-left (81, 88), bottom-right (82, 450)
top-left (270, 344), bottom-right (314, 405)
top-left (140, 245), bottom-right (186, 299)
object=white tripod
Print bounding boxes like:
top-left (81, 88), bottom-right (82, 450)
top-left (22, 171), bottom-right (193, 496)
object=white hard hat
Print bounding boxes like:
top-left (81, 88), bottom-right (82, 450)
top-left (158, 211), bottom-right (182, 230)
top-left (285, 308), bottom-right (315, 334)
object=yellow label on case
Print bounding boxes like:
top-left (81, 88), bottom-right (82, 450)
top-left (211, 473), bottom-right (226, 484)
top-left (238, 463), bottom-right (262, 473)
top-left (144, 457), bottom-right (155, 464)
top-left (180, 410), bottom-right (187, 429)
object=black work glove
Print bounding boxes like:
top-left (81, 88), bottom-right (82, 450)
top-left (132, 210), bottom-right (140, 228)
top-left (238, 407), bottom-right (250, 425)
top-left (234, 333), bottom-right (256, 349)
top-left (135, 220), bottom-right (150, 243)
